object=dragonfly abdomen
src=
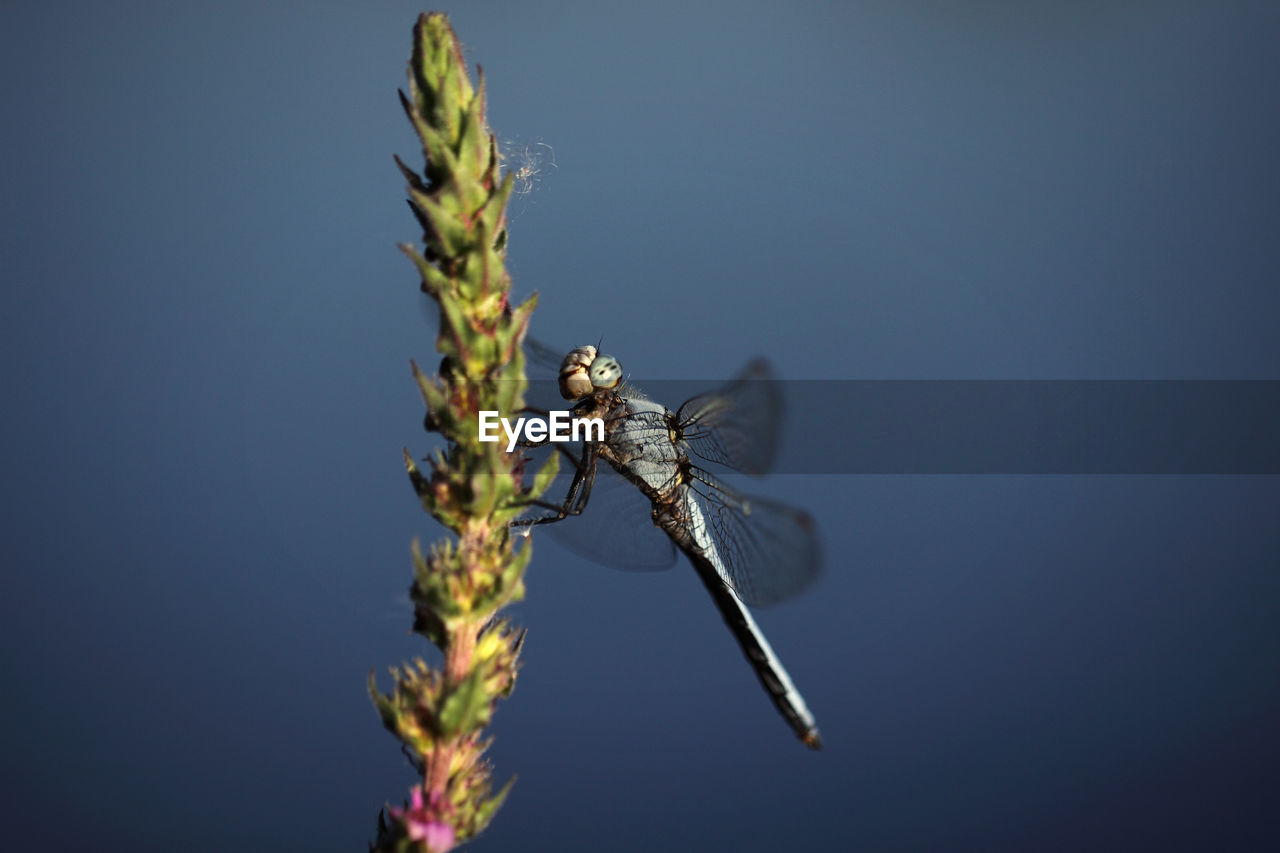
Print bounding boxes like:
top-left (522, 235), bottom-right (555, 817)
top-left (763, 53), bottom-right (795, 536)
top-left (685, 547), bottom-right (823, 750)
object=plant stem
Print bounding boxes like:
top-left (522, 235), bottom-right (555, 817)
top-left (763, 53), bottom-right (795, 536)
top-left (368, 13), bottom-right (558, 851)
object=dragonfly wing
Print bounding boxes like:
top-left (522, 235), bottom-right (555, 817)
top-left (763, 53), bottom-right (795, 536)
top-left (682, 475), bottom-right (822, 607)
top-left (675, 359), bottom-right (782, 475)
top-left (521, 452), bottom-right (677, 571)
top-left (524, 336), bottom-right (567, 376)
top-left (523, 336), bottom-right (572, 413)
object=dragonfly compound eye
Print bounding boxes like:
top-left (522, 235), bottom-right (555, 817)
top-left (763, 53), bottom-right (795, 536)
top-left (558, 345), bottom-right (599, 400)
top-left (589, 354), bottom-right (622, 389)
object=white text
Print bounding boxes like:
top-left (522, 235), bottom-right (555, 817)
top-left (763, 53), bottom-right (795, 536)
top-left (478, 411), bottom-right (605, 452)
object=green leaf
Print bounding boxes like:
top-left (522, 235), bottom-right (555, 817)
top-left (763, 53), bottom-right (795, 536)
top-left (367, 670), bottom-right (397, 729)
top-left (399, 243), bottom-right (450, 297)
top-left (404, 450), bottom-right (434, 510)
top-left (472, 775), bottom-right (517, 836)
top-left (437, 668), bottom-right (492, 738)
top-left (393, 153), bottom-right (429, 195)
top-left (411, 190), bottom-right (469, 259)
top-left (529, 451), bottom-right (561, 502)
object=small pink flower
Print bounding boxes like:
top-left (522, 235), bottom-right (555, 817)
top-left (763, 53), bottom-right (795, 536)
top-left (416, 819), bottom-right (455, 852)
top-left (389, 786), bottom-right (455, 852)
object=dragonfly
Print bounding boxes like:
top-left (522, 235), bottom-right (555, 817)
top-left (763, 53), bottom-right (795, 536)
top-left (515, 344), bottom-right (823, 749)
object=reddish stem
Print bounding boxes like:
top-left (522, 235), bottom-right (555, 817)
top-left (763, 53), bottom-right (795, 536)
top-left (424, 621), bottom-right (478, 806)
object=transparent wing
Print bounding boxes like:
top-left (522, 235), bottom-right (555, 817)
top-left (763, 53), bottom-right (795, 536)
top-left (518, 444), bottom-right (677, 571)
top-left (523, 336), bottom-right (570, 413)
top-left (675, 360), bottom-right (782, 475)
top-left (524, 336), bottom-right (567, 376)
top-left (681, 472), bottom-right (822, 607)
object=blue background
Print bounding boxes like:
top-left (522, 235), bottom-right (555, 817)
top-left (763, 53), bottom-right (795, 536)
top-left (3, 1), bottom-right (1278, 850)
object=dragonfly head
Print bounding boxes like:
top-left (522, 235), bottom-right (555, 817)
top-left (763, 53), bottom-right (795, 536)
top-left (558, 345), bottom-right (623, 400)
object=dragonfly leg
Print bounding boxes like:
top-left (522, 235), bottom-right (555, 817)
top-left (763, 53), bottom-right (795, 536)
top-left (511, 443), bottom-right (599, 527)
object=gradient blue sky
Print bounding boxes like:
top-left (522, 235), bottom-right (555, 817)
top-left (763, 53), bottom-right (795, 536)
top-left (3, 2), bottom-right (1278, 851)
